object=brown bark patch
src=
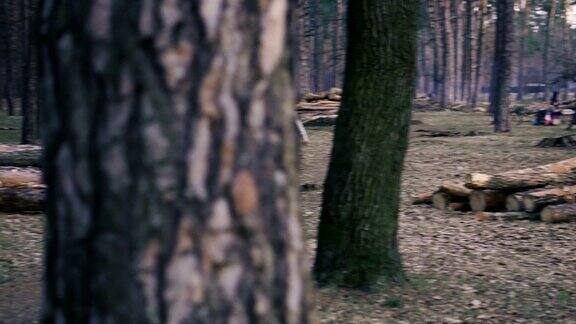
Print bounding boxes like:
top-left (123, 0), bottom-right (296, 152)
top-left (232, 170), bottom-right (259, 216)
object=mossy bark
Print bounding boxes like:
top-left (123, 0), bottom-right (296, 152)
top-left (313, 0), bottom-right (418, 288)
top-left (42, 0), bottom-right (313, 323)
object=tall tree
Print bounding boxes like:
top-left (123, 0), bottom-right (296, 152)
top-left (42, 0), bottom-right (313, 322)
top-left (516, 0), bottom-right (531, 101)
top-left (21, 0), bottom-right (40, 144)
top-left (462, 0), bottom-right (474, 102)
top-left (489, 0), bottom-right (515, 132)
top-left (450, 0), bottom-right (461, 101)
top-left (471, 0), bottom-right (487, 107)
top-left (542, 0), bottom-right (557, 101)
top-left (439, 0), bottom-right (450, 106)
top-left (428, 0), bottom-right (442, 99)
top-left (2, 0), bottom-right (24, 115)
top-left (314, 0), bottom-right (418, 288)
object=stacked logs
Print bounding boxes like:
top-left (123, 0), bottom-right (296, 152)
top-left (0, 167), bottom-right (45, 213)
top-left (297, 88), bottom-right (342, 126)
top-left (413, 157), bottom-right (576, 223)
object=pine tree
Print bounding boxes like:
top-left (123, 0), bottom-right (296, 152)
top-left (42, 1), bottom-right (313, 322)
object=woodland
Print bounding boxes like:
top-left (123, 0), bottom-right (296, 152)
top-left (1, 0), bottom-right (576, 323)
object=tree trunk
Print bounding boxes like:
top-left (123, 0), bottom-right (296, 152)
top-left (516, 0), bottom-right (530, 101)
top-left (450, 0), bottom-right (460, 101)
top-left (311, 1), bottom-right (323, 92)
top-left (462, 0), bottom-right (473, 102)
top-left (542, 0), bottom-right (557, 101)
top-left (21, 0), bottom-right (41, 144)
top-left (42, 1), bottom-right (313, 322)
top-left (428, 0), bottom-right (442, 100)
top-left (314, 0), bottom-right (418, 288)
top-left (298, 0), bottom-right (312, 94)
top-left (437, 0), bottom-right (450, 107)
top-left (489, 0), bottom-right (514, 132)
top-left (471, 0), bottom-right (486, 107)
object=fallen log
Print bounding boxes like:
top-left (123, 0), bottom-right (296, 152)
top-left (432, 192), bottom-right (451, 210)
top-left (0, 150), bottom-right (41, 167)
top-left (475, 212), bottom-right (539, 222)
top-left (506, 193), bottom-right (525, 212)
top-left (524, 186), bottom-right (576, 212)
top-left (541, 204), bottom-right (576, 223)
top-left (302, 115), bottom-right (338, 127)
top-left (439, 181), bottom-right (473, 197)
top-left (466, 157), bottom-right (576, 190)
top-left (412, 192), bottom-right (434, 205)
top-left (506, 188), bottom-right (543, 211)
top-left (470, 190), bottom-right (507, 212)
top-left (0, 188), bottom-right (45, 213)
top-left (448, 202), bottom-right (471, 212)
top-left (432, 192), bottom-right (467, 210)
top-left (0, 167), bottom-right (43, 188)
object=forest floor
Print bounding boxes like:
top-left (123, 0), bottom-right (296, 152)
top-left (2, 111), bottom-right (576, 323)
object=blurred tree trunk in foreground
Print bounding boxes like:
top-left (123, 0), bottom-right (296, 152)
top-left (42, 1), bottom-right (313, 322)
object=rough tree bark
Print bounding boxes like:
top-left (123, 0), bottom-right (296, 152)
top-left (42, 0), bottom-right (313, 322)
top-left (314, 0), bottom-right (418, 288)
top-left (489, 0), bottom-right (514, 132)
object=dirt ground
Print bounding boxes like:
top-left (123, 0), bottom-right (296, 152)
top-left (2, 112), bottom-right (576, 323)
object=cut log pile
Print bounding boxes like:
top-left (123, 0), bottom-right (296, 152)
top-left (0, 166), bottom-right (45, 213)
top-left (412, 157), bottom-right (576, 223)
top-left (297, 88), bottom-right (342, 126)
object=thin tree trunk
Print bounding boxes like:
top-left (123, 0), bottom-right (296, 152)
top-left (314, 0), bottom-right (418, 288)
top-left (331, 1), bottom-right (340, 90)
top-left (428, 0), bottom-right (442, 100)
top-left (516, 0), bottom-right (530, 101)
top-left (298, 0), bottom-right (312, 94)
top-left (451, 0), bottom-right (460, 101)
top-left (21, 0), bottom-right (40, 144)
top-left (489, 0), bottom-right (515, 132)
top-left (311, 1), bottom-right (323, 92)
top-left (42, 1), bottom-right (313, 322)
top-left (462, 0), bottom-right (473, 102)
top-left (439, 0), bottom-right (450, 106)
top-left (335, 0), bottom-right (347, 89)
top-left (543, 0), bottom-right (557, 101)
top-left (5, 0), bottom-right (23, 116)
top-left (471, 0), bottom-right (486, 107)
